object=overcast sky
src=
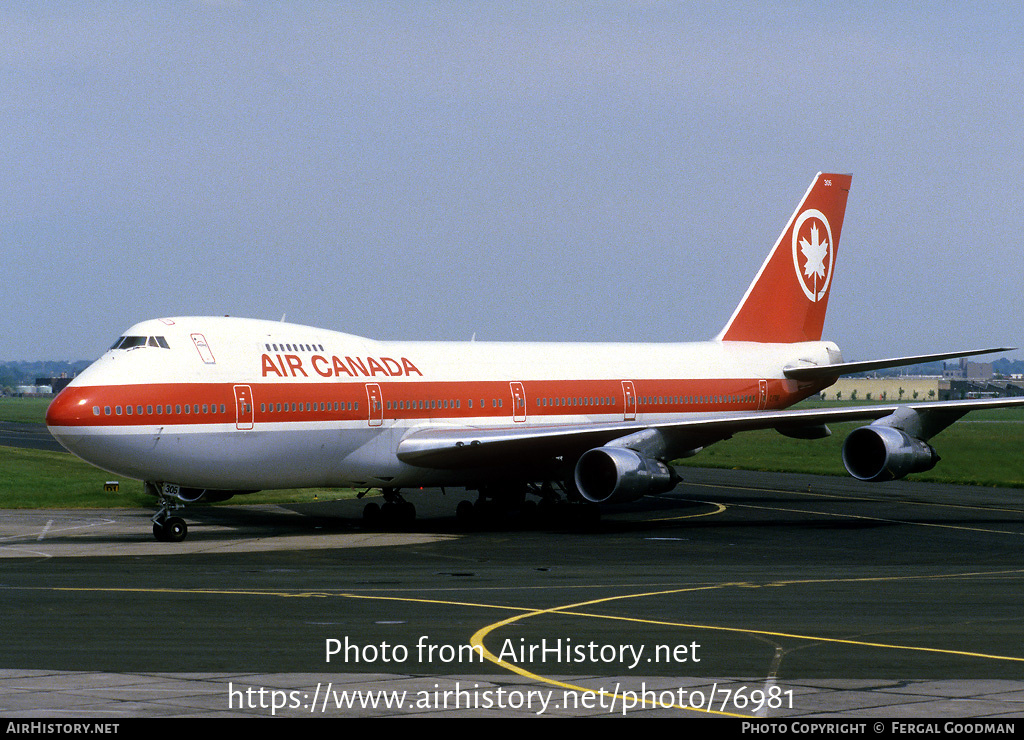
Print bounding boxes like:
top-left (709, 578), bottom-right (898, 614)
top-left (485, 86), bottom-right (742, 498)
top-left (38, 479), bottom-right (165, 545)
top-left (2, 2), bottom-right (1021, 362)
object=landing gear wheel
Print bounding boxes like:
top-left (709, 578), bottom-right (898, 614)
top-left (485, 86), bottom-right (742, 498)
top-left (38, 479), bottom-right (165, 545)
top-left (456, 499), bottom-right (474, 525)
top-left (577, 503), bottom-right (601, 527)
top-left (361, 489), bottom-right (416, 529)
top-left (519, 499), bottom-right (539, 526)
top-left (154, 516), bottom-right (188, 542)
top-left (362, 502), bottom-right (381, 525)
top-left (163, 516), bottom-right (188, 542)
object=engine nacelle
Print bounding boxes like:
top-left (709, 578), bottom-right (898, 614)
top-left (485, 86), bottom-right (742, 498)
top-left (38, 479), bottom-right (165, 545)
top-left (147, 482), bottom-right (239, 503)
top-left (574, 447), bottom-right (677, 504)
top-left (841, 425), bottom-right (939, 482)
top-left (185, 489), bottom-right (237, 503)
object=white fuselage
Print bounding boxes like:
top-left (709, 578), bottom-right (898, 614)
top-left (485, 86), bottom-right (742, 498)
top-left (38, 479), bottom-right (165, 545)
top-left (46, 316), bottom-right (838, 491)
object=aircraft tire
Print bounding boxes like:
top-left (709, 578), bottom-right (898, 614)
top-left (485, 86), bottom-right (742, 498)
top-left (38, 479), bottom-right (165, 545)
top-left (163, 517), bottom-right (188, 542)
top-left (362, 502), bottom-right (381, 526)
top-left (154, 517), bottom-right (188, 542)
top-left (576, 503), bottom-right (601, 527)
top-left (456, 499), bottom-right (474, 524)
top-left (519, 499), bottom-right (539, 527)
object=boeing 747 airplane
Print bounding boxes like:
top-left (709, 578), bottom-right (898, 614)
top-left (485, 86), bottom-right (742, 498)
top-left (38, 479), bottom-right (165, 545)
top-left (45, 173), bottom-right (1022, 540)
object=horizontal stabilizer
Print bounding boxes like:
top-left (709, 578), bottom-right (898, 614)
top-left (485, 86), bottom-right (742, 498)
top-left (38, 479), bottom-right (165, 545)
top-left (783, 347), bottom-right (1015, 381)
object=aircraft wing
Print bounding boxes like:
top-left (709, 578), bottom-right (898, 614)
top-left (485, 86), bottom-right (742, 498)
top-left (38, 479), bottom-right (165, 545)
top-left (396, 396), bottom-right (1024, 470)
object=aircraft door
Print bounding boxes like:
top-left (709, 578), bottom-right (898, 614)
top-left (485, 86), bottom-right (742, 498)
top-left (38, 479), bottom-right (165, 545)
top-left (621, 380), bottom-right (637, 421)
top-left (510, 382), bottom-right (526, 422)
top-left (233, 385), bottom-right (254, 430)
top-left (758, 379), bottom-right (768, 410)
top-left (366, 383), bottom-right (383, 427)
top-left (191, 333), bottom-right (216, 364)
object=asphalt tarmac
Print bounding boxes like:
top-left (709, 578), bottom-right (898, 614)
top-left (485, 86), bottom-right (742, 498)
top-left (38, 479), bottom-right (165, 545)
top-left (0, 421), bottom-right (63, 452)
top-left (3, 468), bottom-right (1024, 718)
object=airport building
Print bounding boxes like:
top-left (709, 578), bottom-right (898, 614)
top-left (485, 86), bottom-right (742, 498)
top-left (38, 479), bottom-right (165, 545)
top-left (820, 376), bottom-right (1024, 402)
top-left (819, 377), bottom-right (943, 402)
top-left (33, 375), bottom-right (73, 395)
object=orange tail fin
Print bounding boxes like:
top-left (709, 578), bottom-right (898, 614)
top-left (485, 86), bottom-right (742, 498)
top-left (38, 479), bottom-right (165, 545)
top-left (717, 172), bottom-right (852, 343)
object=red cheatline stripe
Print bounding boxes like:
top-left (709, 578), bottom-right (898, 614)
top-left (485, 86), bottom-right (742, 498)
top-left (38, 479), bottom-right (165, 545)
top-left (48, 377), bottom-right (801, 428)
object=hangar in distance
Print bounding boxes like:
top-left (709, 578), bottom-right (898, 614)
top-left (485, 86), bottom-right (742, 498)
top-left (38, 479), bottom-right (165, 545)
top-left (45, 172), bottom-right (1023, 541)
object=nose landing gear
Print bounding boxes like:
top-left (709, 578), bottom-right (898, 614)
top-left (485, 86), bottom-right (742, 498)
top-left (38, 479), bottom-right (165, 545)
top-left (149, 482), bottom-right (189, 542)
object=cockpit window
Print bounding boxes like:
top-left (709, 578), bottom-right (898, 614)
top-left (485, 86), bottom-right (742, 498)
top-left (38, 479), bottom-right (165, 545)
top-left (110, 336), bottom-right (170, 350)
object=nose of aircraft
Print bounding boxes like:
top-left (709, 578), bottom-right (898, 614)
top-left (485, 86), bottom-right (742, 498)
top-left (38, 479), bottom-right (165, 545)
top-left (45, 385), bottom-right (150, 481)
top-left (45, 387), bottom-right (94, 453)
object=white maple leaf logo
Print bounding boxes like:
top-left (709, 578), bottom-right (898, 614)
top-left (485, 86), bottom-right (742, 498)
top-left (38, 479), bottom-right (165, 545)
top-left (800, 222), bottom-right (829, 281)
top-left (791, 209), bottom-right (834, 302)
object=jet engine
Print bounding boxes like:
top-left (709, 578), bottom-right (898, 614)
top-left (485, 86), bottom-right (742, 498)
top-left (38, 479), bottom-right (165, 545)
top-left (574, 446), bottom-right (677, 504)
top-left (841, 425), bottom-right (939, 482)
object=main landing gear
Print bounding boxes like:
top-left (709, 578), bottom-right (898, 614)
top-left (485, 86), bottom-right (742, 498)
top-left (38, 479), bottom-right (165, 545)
top-left (455, 481), bottom-right (600, 529)
top-left (361, 487), bottom-right (416, 528)
top-left (356, 480), bottom-right (601, 531)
